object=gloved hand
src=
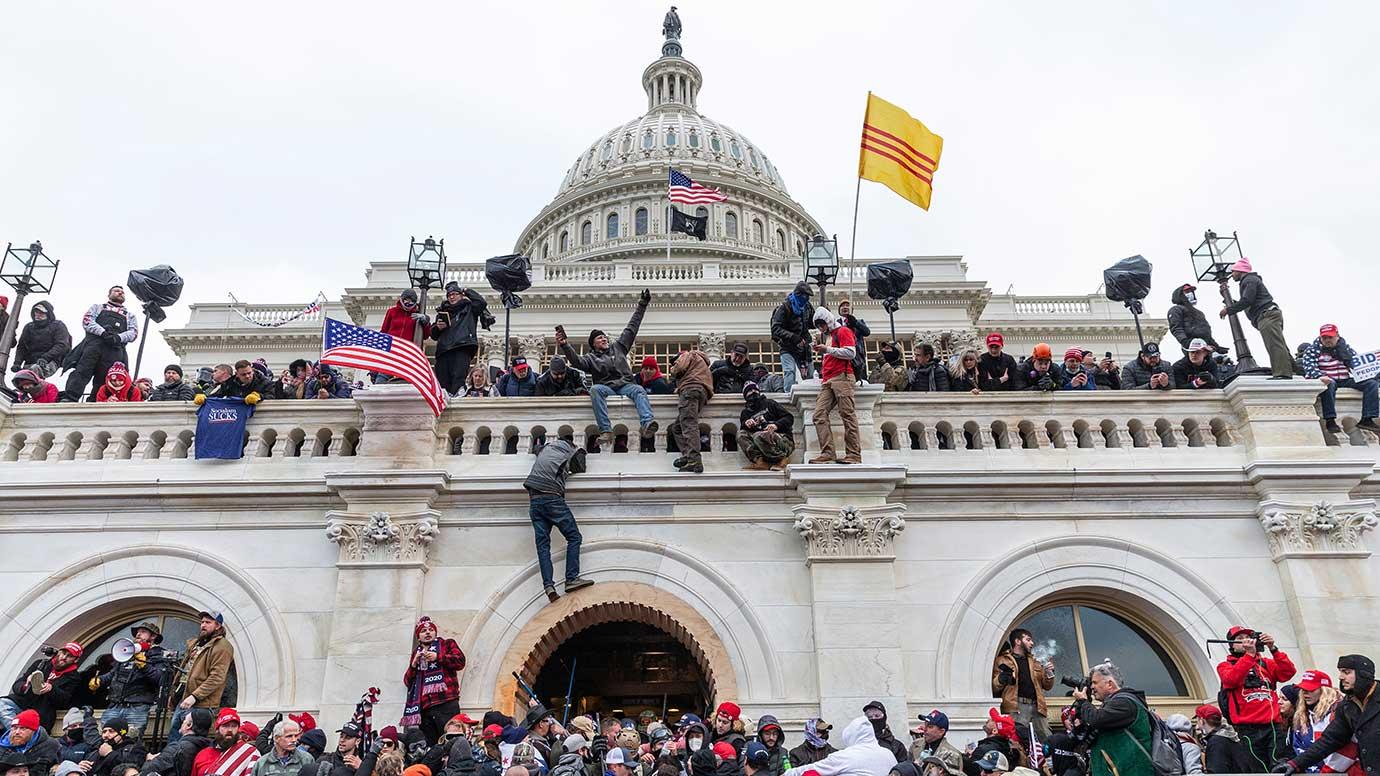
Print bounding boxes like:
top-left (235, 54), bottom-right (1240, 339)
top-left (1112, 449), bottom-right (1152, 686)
top-left (193, 393), bottom-right (206, 406)
top-left (591, 734), bottom-right (608, 761)
top-left (1270, 762), bottom-right (1297, 775)
top-left (410, 313), bottom-right (429, 324)
top-left (267, 712), bottom-right (283, 733)
top-left (369, 738), bottom-right (386, 755)
top-left (639, 288), bottom-right (652, 306)
top-left (997, 663), bottom-right (1015, 687)
top-left (9, 364), bottom-right (18, 373)
top-left (88, 676), bottom-right (102, 692)
top-left (103, 332), bottom-right (122, 345)
top-left (132, 651), bottom-right (148, 669)
top-left (244, 392), bottom-right (261, 405)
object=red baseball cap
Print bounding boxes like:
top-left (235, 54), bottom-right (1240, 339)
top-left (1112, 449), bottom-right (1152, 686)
top-left (712, 742), bottom-right (736, 761)
top-left (1297, 670), bottom-right (1333, 692)
top-left (450, 713), bottom-right (479, 726)
top-left (986, 333), bottom-right (1004, 347)
top-left (216, 708), bottom-right (241, 727)
top-left (240, 721), bottom-right (260, 740)
top-left (1194, 704), bottom-right (1222, 722)
top-left (1320, 324), bottom-right (1339, 337)
top-left (481, 724), bottom-right (503, 741)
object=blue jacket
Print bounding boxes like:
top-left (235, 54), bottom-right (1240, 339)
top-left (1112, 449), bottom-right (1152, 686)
top-left (1058, 364), bottom-right (1097, 390)
top-left (306, 365), bottom-right (353, 398)
top-left (496, 369), bottom-right (538, 397)
top-left (1300, 335), bottom-right (1361, 380)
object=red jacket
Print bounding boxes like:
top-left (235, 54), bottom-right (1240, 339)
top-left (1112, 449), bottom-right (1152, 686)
top-left (820, 325), bottom-right (857, 381)
top-left (382, 302), bottom-right (431, 341)
top-left (18, 382), bottom-right (59, 403)
top-left (1217, 650), bottom-right (1296, 725)
top-left (95, 382), bottom-right (142, 402)
top-left (403, 637), bottom-right (466, 708)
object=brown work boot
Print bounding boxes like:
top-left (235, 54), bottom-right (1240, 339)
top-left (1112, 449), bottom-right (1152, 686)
top-left (543, 585), bottom-right (561, 603)
top-left (742, 460), bottom-right (771, 471)
top-left (808, 454), bottom-right (835, 464)
top-left (838, 455), bottom-right (862, 465)
top-left (640, 420), bottom-right (659, 439)
top-left (770, 460), bottom-right (790, 471)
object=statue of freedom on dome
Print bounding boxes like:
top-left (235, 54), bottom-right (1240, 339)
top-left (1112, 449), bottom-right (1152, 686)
top-left (663, 6), bottom-right (682, 41)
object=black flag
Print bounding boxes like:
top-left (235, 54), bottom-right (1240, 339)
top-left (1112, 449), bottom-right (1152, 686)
top-left (669, 207), bottom-right (708, 241)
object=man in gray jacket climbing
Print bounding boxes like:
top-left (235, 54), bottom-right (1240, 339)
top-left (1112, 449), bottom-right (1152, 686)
top-left (524, 438), bottom-right (593, 603)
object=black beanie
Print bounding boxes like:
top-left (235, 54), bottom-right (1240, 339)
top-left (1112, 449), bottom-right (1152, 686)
top-left (1339, 654), bottom-right (1376, 680)
top-left (165, 364), bottom-right (183, 378)
top-left (189, 707), bottom-right (214, 736)
top-left (588, 329), bottom-right (606, 349)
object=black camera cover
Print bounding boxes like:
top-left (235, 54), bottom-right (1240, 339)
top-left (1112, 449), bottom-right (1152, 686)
top-left (126, 266), bottom-right (184, 307)
top-left (485, 254), bottom-right (532, 294)
top-left (1103, 255), bottom-right (1153, 303)
top-left (866, 260), bottom-right (914, 301)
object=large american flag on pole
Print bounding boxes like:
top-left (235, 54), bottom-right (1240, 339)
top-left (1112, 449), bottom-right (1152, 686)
top-left (320, 318), bottom-right (445, 416)
top-left (669, 168), bottom-right (727, 204)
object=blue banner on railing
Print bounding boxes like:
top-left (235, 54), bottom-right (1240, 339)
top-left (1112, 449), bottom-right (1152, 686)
top-left (194, 398), bottom-right (255, 460)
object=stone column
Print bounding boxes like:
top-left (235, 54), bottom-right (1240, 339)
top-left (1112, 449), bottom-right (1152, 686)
top-left (789, 465), bottom-right (908, 726)
top-left (790, 383), bottom-right (885, 462)
top-left (1227, 379), bottom-right (1380, 667)
top-left (913, 328), bottom-right (979, 362)
top-left (319, 470), bottom-right (449, 726)
top-left (517, 334), bottom-right (548, 368)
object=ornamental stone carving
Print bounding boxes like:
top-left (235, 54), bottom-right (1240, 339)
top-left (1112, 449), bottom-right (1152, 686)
top-left (326, 509), bottom-right (440, 568)
top-left (479, 332), bottom-right (508, 367)
top-left (517, 334), bottom-right (548, 366)
top-left (698, 332), bottom-right (726, 360)
top-left (793, 504), bottom-right (907, 562)
top-left (913, 329), bottom-right (980, 361)
top-left (1259, 501), bottom-right (1378, 560)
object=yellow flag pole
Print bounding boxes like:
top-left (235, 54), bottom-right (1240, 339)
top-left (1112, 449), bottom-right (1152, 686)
top-left (847, 92), bottom-right (870, 302)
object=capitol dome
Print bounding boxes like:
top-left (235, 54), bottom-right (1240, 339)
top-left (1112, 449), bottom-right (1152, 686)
top-left (515, 15), bottom-right (824, 265)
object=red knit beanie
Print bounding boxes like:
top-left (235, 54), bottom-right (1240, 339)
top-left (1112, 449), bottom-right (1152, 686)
top-left (14, 709), bottom-right (40, 730)
top-left (715, 702), bottom-right (741, 721)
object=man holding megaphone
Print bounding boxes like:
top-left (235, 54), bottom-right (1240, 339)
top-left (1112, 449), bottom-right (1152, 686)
top-left (89, 621), bottom-right (168, 738)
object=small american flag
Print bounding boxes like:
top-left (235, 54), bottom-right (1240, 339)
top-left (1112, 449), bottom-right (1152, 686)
top-left (320, 318), bottom-right (445, 416)
top-left (669, 168), bottom-right (727, 204)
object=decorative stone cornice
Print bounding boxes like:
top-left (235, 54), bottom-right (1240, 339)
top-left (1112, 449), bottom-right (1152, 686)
top-left (325, 509), bottom-right (440, 569)
top-left (913, 328), bottom-right (980, 358)
top-left (1258, 500), bottom-right (1378, 560)
top-left (792, 503), bottom-right (907, 562)
top-left (698, 332), bottom-right (726, 360)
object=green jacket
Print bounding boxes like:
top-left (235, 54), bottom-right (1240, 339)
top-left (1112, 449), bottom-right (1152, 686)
top-left (1077, 688), bottom-right (1155, 776)
top-left (252, 749), bottom-right (314, 776)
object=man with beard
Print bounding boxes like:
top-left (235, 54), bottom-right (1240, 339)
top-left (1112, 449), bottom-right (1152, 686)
top-left (708, 704), bottom-right (747, 762)
top-left (1, 641), bottom-right (84, 730)
top-left (191, 709), bottom-right (253, 776)
top-left (861, 702), bottom-right (907, 763)
top-left (80, 716), bottom-right (148, 776)
top-left (0, 710), bottom-right (61, 776)
top-left (169, 613), bottom-right (235, 746)
top-left (90, 622), bottom-right (168, 738)
top-left (298, 722), bottom-right (364, 776)
top-left (668, 348), bottom-right (713, 473)
top-left (750, 717), bottom-right (787, 776)
top-left (1273, 655), bottom-right (1380, 774)
top-left (11, 300), bottom-right (71, 377)
top-left (142, 708), bottom-right (214, 776)
top-left (63, 285), bottom-right (139, 401)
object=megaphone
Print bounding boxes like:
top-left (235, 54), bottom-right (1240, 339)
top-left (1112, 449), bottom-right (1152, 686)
top-left (112, 637), bottom-right (144, 663)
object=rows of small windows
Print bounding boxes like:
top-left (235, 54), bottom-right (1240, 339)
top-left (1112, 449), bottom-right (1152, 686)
top-left (565, 122), bottom-right (780, 191)
top-left (548, 207), bottom-right (803, 255)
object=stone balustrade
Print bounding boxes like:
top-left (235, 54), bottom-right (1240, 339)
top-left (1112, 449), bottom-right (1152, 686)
top-left (3, 380), bottom-right (1374, 468)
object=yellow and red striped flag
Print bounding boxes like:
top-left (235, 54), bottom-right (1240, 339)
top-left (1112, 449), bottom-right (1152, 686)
top-left (858, 93), bottom-right (944, 211)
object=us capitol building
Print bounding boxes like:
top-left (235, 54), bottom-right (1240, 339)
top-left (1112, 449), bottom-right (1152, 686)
top-left (1, 10), bottom-right (1376, 740)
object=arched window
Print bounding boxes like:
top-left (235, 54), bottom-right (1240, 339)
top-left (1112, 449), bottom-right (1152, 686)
top-left (620, 135), bottom-right (633, 154)
top-left (635, 207), bottom-right (649, 236)
top-left (559, 231), bottom-right (569, 252)
top-left (710, 134), bottom-right (722, 153)
top-left (600, 142), bottom-right (613, 161)
top-left (666, 129), bottom-right (677, 146)
top-left (580, 220), bottom-right (592, 246)
top-left (752, 218), bottom-right (764, 243)
top-left (688, 131), bottom-right (700, 148)
top-left (72, 609), bottom-right (239, 708)
top-left (1010, 601), bottom-right (1191, 697)
top-left (695, 206), bottom-right (708, 218)
top-left (775, 229), bottom-right (785, 249)
top-left (730, 141), bottom-right (743, 159)
top-left (643, 131), bottom-right (655, 150)
top-left (725, 212), bottom-right (738, 238)
top-left (606, 213), bottom-right (620, 239)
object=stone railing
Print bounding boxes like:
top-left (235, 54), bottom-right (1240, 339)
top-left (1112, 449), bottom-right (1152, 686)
top-left (176, 300), bottom-right (352, 331)
top-left (5, 380), bottom-right (1370, 469)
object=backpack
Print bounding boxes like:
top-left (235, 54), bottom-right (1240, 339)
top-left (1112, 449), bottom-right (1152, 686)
top-left (1120, 694), bottom-right (1186, 776)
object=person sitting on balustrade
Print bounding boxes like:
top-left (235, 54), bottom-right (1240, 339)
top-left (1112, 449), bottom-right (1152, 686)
top-left (1171, 339), bottom-right (1221, 390)
top-left (557, 290), bottom-right (658, 449)
top-left (11, 368), bottom-right (60, 404)
top-left (751, 364), bottom-right (784, 394)
top-left (1300, 323), bottom-right (1380, 434)
top-left (1120, 343), bottom-right (1171, 391)
top-left (738, 381), bottom-right (794, 471)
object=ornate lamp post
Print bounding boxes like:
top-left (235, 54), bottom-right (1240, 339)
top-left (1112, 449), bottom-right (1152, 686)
top-left (804, 234), bottom-right (839, 308)
top-left (1190, 229), bottom-right (1261, 373)
top-left (407, 236), bottom-right (446, 348)
top-left (0, 241), bottom-right (60, 375)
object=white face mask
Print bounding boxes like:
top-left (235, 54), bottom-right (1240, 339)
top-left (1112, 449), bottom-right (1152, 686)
top-left (688, 738), bottom-right (703, 752)
top-left (1184, 291), bottom-right (1197, 304)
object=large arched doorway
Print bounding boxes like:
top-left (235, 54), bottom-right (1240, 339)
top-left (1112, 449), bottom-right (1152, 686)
top-left (532, 621), bottom-right (709, 720)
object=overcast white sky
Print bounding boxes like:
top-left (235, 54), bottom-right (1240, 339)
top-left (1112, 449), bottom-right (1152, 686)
top-left (3, 1), bottom-right (1377, 378)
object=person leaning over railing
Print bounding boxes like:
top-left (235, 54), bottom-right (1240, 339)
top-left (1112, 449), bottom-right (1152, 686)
top-left (871, 342), bottom-right (909, 392)
top-left (1120, 344), bottom-right (1172, 391)
top-left (1171, 340), bottom-right (1222, 391)
top-left (906, 344), bottom-right (950, 393)
top-left (1018, 345), bottom-right (1059, 393)
top-left (949, 349), bottom-right (982, 394)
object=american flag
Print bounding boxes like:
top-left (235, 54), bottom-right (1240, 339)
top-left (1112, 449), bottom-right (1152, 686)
top-left (320, 318), bottom-right (445, 416)
top-left (669, 168), bottom-right (727, 204)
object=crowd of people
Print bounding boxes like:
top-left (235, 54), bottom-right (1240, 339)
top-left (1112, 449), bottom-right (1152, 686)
top-left (6, 259), bottom-right (1376, 438)
top-left (2, 613), bottom-right (1378, 776)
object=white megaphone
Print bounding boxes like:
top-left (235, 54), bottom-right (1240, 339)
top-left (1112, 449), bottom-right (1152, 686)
top-left (112, 637), bottom-right (144, 663)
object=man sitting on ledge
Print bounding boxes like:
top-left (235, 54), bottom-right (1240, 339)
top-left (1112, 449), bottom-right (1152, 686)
top-left (556, 289), bottom-right (658, 450)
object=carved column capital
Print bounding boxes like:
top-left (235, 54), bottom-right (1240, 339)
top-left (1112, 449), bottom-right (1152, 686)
top-left (792, 503), bottom-right (907, 563)
top-left (479, 332), bottom-right (507, 369)
top-left (1258, 500), bottom-right (1378, 561)
top-left (517, 334), bottom-right (548, 367)
top-left (698, 332), bottom-right (726, 361)
top-left (325, 509), bottom-right (440, 569)
top-left (912, 329), bottom-right (980, 361)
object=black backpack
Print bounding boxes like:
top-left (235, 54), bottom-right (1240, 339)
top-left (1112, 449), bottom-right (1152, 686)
top-left (1121, 693), bottom-right (1186, 776)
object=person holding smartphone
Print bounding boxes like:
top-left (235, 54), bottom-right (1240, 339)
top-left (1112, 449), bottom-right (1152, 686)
top-left (430, 282), bottom-right (495, 397)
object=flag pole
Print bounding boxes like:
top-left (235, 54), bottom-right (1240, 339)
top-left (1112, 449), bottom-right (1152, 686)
top-left (667, 166), bottom-right (673, 262)
top-left (847, 175), bottom-right (861, 301)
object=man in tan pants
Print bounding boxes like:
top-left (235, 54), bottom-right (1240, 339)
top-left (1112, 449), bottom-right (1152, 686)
top-left (809, 307), bottom-right (861, 464)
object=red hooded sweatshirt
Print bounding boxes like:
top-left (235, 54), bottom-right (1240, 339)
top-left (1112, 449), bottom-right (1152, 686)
top-left (1217, 649), bottom-right (1297, 725)
top-left (381, 300), bottom-right (431, 341)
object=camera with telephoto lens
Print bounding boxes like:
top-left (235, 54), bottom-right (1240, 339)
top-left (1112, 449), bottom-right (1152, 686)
top-left (1061, 674), bottom-right (1090, 692)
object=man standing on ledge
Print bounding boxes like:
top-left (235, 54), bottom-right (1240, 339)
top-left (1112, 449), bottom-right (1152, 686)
top-left (62, 285), bottom-right (139, 402)
top-left (402, 616), bottom-right (467, 746)
top-left (1220, 258), bottom-right (1294, 379)
top-left (808, 307), bottom-right (860, 465)
top-left (558, 289), bottom-right (658, 450)
top-left (524, 438), bottom-right (593, 602)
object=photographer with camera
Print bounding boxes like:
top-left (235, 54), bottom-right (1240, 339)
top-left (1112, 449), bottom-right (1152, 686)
top-left (1070, 662), bottom-right (1154, 776)
top-left (1216, 626), bottom-right (1295, 770)
top-left (991, 630), bottom-right (1055, 741)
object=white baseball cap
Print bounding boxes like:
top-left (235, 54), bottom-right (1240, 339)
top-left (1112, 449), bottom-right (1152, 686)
top-left (605, 748), bottom-right (630, 766)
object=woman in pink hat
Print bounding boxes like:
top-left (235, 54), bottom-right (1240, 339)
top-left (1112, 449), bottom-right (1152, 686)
top-left (1220, 258), bottom-right (1294, 379)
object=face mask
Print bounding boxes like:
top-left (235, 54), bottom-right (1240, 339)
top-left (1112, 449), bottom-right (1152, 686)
top-left (1185, 291), bottom-right (1197, 304)
top-left (747, 395), bottom-right (764, 409)
top-left (688, 738), bottom-right (702, 752)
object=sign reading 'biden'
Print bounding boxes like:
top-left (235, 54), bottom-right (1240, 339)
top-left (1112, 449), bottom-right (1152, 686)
top-left (1351, 349), bottom-right (1380, 382)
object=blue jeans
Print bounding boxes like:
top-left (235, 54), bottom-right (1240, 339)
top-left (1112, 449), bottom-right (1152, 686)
top-left (530, 495), bottom-right (582, 588)
top-left (590, 383), bottom-right (653, 432)
top-left (107, 703), bottom-right (151, 737)
top-left (166, 706), bottom-right (189, 745)
top-left (1321, 377), bottom-right (1380, 419)
top-left (780, 351), bottom-right (814, 392)
top-left (0, 698), bottom-right (20, 730)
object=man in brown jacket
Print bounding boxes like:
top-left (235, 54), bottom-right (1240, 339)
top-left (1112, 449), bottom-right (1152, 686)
top-left (168, 611), bottom-right (235, 744)
top-left (669, 349), bottom-right (713, 473)
top-left (990, 628), bottom-right (1055, 741)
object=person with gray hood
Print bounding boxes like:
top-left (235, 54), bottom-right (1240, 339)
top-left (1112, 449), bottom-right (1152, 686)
top-left (752, 717), bottom-right (789, 776)
top-left (524, 438), bottom-right (593, 602)
top-left (11, 300), bottom-right (71, 378)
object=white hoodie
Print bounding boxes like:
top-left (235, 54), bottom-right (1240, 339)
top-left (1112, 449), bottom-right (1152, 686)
top-left (781, 717), bottom-right (896, 776)
top-left (811, 307), bottom-right (856, 362)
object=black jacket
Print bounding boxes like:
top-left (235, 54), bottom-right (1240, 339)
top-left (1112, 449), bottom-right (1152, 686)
top-left (298, 749), bottom-right (364, 776)
top-left (92, 738), bottom-right (149, 776)
top-left (1202, 726), bottom-right (1254, 774)
top-left (786, 742), bottom-right (835, 769)
top-left (740, 396), bottom-right (794, 442)
top-left (1224, 272), bottom-right (1278, 326)
top-left (14, 301), bottom-right (71, 369)
top-left (1019, 360), bottom-right (1060, 392)
top-left (140, 733), bottom-right (211, 776)
top-left (1, 728), bottom-right (60, 776)
top-left (711, 357), bottom-right (754, 395)
top-left (964, 736), bottom-right (1014, 776)
top-left (1171, 355), bottom-right (1220, 390)
top-left (978, 352), bottom-right (1020, 391)
top-left (431, 289), bottom-right (493, 354)
top-left (1168, 287), bottom-right (1225, 351)
top-left (908, 361), bottom-right (950, 392)
top-left (559, 302), bottom-right (647, 390)
top-left (98, 645), bottom-right (169, 706)
top-left (148, 380), bottom-right (196, 402)
top-left (770, 297), bottom-right (815, 359)
top-left (536, 369), bottom-right (587, 396)
top-left (1293, 683), bottom-right (1380, 772)
top-left (212, 374), bottom-right (277, 400)
top-left (6, 657), bottom-right (81, 730)
top-left (1121, 356), bottom-right (1171, 390)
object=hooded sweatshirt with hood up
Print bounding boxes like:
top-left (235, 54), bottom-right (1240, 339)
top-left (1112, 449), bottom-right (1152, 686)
top-left (1167, 285), bottom-right (1226, 352)
top-left (781, 717), bottom-right (896, 776)
top-left (812, 307), bottom-right (856, 382)
top-left (754, 715), bottom-right (789, 776)
top-left (14, 300), bottom-right (71, 371)
top-left (859, 703), bottom-right (906, 764)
